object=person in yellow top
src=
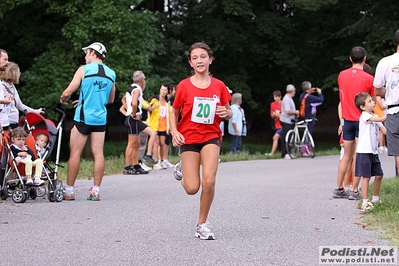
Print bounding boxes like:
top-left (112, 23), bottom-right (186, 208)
top-left (374, 96), bottom-right (387, 153)
top-left (148, 84), bottom-right (174, 169)
top-left (138, 98), bottom-right (157, 170)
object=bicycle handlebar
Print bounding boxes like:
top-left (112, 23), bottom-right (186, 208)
top-left (292, 118), bottom-right (314, 125)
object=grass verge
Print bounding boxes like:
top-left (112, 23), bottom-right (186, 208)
top-left (361, 177), bottom-right (399, 246)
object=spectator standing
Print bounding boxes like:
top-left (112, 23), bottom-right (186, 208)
top-left (354, 92), bottom-right (386, 213)
top-left (228, 93), bottom-right (246, 153)
top-left (167, 83), bottom-right (176, 106)
top-left (1, 62), bottom-right (44, 129)
top-left (337, 62), bottom-right (375, 190)
top-left (170, 42), bottom-right (232, 240)
top-left (333, 46), bottom-right (374, 199)
top-left (60, 42), bottom-right (116, 201)
top-left (266, 90), bottom-right (282, 156)
top-left (0, 49), bottom-right (11, 133)
top-left (374, 96), bottom-right (388, 153)
top-left (137, 99), bottom-right (157, 171)
top-left (0, 49), bottom-right (9, 71)
top-left (219, 87), bottom-right (232, 146)
top-left (374, 28), bottom-right (399, 174)
top-left (120, 70), bottom-right (153, 175)
top-left (280, 84), bottom-right (299, 159)
top-left (148, 84), bottom-right (174, 169)
top-left (0, 62), bottom-right (16, 131)
top-left (299, 81), bottom-right (324, 135)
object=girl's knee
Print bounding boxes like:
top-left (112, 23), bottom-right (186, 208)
top-left (183, 185), bottom-right (200, 195)
top-left (201, 178), bottom-right (216, 192)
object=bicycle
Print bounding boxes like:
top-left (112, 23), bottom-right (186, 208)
top-left (285, 118), bottom-right (316, 159)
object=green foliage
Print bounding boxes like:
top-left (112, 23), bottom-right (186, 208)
top-left (4, 0), bottom-right (164, 120)
top-left (287, 0), bottom-right (339, 11)
top-left (2, 0), bottom-right (399, 130)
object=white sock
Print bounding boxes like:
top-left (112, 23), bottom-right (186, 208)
top-left (362, 199), bottom-right (370, 206)
top-left (92, 186), bottom-right (100, 192)
top-left (65, 185), bottom-right (74, 191)
top-left (372, 196), bottom-right (380, 202)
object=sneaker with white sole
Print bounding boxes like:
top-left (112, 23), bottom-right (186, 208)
top-left (153, 162), bottom-right (165, 170)
top-left (139, 162), bottom-right (152, 172)
top-left (26, 178), bottom-right (33, 185)
top-left (173, 162), bottom-right (182, 181)
top-left (284, 154), bottom-right (291, 160)
top-left (34, 177), bottom-right (45, 186)
top-left (195, 221), bottom-right (216, 240)
top-left (348, 190), bottom-right (361, 200)
top-left (134, 165), bottom-right (149, 174)
top-left (87, 187), bottom-right (100, 201)
top-left (360, 200), bottom-right (374, 213)
top-left (162, 160), bottom-right (174, 168)
top-left (332, 188), bottom-right (349, 199)
top-left (63, 189), bottom-right (75, 201)
top-left (123, 166), bottom-right (138, 175)
top-left (371, 198), bottom-right (383, 204)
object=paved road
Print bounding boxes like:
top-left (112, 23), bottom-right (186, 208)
top-left (0, 154), bottom-right (396, 266)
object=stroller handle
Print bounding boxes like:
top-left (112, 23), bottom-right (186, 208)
top-left (23, 108), bottom-right (45, 116)
top-left (55, 108), bottom-right (66, 124)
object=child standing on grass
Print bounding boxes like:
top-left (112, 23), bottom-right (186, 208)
top-left (354, 92), bottom-right (386, 213)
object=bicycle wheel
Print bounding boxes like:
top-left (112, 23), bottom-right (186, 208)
top-left (285, 130), bottom-right (299, 158)
top-left (303, 132), bottom-right (316, 158)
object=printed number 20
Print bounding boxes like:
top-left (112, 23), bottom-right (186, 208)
top-left (196, 103), bottom-right (210, 118)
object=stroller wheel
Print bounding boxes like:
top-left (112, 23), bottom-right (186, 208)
top-left (54, 179), bottom-right (63, 190)
top-left (48, 191), bottom-right (55, 202)
top-left (48, 179), bottom-right (62, 191)
top-left (21, 191), bottom-right (28, 203)
top-left (29, 188), bottom-right (37, 200)
top-left (36, 186), bottom-right (47, 197)
top-left (54, 189), bottom-right (63, 202)
top-left (1, 188), bottom-right (8, 200)
top-left (12, 190), bottom-right (26, 203)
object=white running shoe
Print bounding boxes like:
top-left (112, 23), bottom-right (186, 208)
top-left (195, 221), bottom-right (216, 240)
top-left (153, 162), bottom-right (165, 170)
top-left (162, 160), bottom-right (174, 168)
top-left (360, 200), bottom-right (374, 214)
top-left (160, 161), bottom-right (168, 169)
top-left (139, 162), bottom-right (152, 172)
top-left (173, 162), bottom-right (182, 181)
top-left (284, 154), bottom-right (291, 160)
top-left (34, 177), bottom-right (45, 186)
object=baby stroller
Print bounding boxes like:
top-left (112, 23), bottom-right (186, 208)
top-left (0, 108), bottom-right (66, 203)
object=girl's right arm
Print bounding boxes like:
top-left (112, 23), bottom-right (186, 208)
top-left (170, 107), bottom-right (185, 147)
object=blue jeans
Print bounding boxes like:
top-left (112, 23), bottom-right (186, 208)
top-left (230, 135), bottom-right (241, 153)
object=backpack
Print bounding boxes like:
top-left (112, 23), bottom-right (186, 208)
top-left (299, 93), bottom-right (310, 118)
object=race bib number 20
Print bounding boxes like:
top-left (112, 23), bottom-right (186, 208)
top-left (191, 97), bottom-right (217, 124)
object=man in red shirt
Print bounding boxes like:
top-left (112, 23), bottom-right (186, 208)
top-left (333, 46), bottom-right (374, 199)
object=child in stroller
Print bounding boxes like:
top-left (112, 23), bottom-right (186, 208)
top-left (9, 127), bottom-right (44, 186)
top-left (35, 132), bottom-right (48, 159)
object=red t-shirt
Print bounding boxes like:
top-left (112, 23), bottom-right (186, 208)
top-left (270, 101), bottom-right (282, 129)
top-left (338, 67), bottom-right (374, 121)
top-left (173, 77), bottom-right (232, 144)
